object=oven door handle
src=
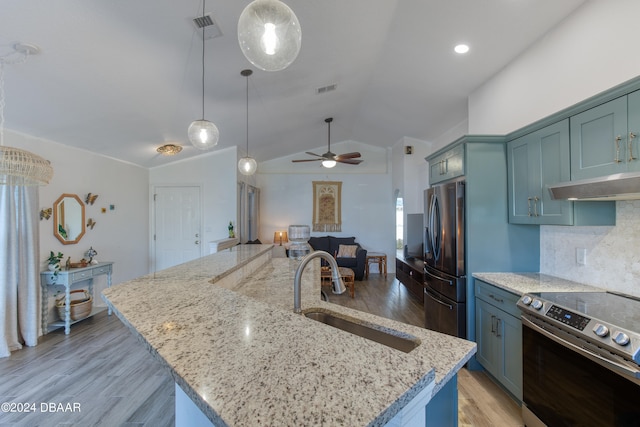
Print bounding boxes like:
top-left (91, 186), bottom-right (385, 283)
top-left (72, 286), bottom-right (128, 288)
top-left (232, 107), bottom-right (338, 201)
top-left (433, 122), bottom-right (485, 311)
top-left (522, 316), bottom-right (640, 380)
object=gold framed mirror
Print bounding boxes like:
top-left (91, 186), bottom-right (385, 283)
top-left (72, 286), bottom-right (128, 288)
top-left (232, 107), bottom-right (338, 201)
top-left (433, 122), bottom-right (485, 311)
top-left (53, 193), bottom-right (86, 244)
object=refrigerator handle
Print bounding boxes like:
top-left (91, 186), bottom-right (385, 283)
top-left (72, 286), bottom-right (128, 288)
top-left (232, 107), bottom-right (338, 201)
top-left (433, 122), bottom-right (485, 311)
top-left (428, 193), bottom-right (440, 260)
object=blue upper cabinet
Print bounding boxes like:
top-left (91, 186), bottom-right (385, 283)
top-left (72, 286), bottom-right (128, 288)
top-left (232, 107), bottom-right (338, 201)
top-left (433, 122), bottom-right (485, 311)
top-left (508, 119), bottom-right (614, 226)
top-left (570, 91), bottom-right (640, 180)
top-left (508, 120), bottom-right (572, 225)
top-left (627, 90), bottom-right (640, 169)
top-left (428, 143), bottom-right (464, 184)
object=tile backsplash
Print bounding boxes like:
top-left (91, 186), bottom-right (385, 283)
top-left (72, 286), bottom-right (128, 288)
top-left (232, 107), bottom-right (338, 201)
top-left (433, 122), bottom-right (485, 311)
top-left (540, 200), bottom-right (640, 297)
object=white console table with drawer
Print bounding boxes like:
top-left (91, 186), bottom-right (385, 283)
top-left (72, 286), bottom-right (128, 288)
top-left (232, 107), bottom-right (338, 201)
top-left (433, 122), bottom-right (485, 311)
top-left (40, 262), bottom-right (113, 334)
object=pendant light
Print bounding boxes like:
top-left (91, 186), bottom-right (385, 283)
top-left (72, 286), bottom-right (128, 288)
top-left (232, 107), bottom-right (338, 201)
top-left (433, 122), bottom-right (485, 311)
top-left (238, 69), bottom-right (257, 175)
top-left (237, 0), bottom-right (302, 72)
top-left (0, 43), bottom-right (53, 186)
top-left (188, 0), bottom-right (219, 150)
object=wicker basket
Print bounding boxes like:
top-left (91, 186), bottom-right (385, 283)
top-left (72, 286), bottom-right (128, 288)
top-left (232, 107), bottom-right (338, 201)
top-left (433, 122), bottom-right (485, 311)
top-left (56, 290), bottom-right (92, 321)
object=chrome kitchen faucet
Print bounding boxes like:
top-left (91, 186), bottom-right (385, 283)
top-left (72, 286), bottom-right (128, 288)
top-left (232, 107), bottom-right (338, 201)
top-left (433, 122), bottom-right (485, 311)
top-left (293, 251), bottom-right (346, 313)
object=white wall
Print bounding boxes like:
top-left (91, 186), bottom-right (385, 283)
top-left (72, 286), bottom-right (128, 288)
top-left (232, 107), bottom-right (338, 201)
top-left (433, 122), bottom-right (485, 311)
top-left (149, 146), bottom-right (238, 255)
top-left (467, 0), bottom-right (640, 296)
top-left (257, 150), bottom-right (395, 274)
top-left (8, 130), bottom-right (149, 286)
top-left (391, 137), bottom-right (430, 255)
top-left (469, 0), bottom-right (640, 135)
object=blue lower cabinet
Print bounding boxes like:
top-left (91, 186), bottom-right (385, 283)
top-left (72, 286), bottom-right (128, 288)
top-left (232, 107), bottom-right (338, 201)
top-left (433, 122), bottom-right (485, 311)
top-left (475, 280), bottom-right (522, 402)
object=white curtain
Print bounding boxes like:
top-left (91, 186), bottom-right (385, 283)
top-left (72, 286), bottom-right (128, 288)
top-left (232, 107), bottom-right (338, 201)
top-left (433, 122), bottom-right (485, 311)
top-left (0, 184), bottom-right (40, 358)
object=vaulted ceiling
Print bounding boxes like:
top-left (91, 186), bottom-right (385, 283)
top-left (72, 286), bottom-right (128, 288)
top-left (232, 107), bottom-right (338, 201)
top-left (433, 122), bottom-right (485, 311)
top-left (1, 0), bottom-right (585, 168)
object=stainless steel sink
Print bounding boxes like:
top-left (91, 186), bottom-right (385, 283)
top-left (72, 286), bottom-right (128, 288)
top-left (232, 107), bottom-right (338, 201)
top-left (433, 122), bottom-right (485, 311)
top-left (304, 311), bottom-right (420, 353)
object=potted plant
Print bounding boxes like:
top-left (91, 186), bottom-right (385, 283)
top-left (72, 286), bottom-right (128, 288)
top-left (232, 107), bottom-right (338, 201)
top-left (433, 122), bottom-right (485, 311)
top-left (47, 251), bottom-right (64, 283)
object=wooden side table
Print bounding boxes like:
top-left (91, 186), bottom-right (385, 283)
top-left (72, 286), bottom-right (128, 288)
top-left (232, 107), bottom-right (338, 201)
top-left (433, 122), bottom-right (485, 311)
top-left (365, 252), bottom-right (387, 278)
top-left (321, 266), bottom-right (355, 298)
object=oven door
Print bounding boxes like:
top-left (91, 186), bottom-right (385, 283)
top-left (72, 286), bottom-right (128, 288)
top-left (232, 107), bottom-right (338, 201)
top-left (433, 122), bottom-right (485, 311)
top-left (522, 317), bottom-right (640, 427)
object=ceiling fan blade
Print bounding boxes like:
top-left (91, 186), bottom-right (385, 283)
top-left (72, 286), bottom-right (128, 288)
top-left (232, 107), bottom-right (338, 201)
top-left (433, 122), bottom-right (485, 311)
top-left (292, 158), bottom-right (322, 163)
top-left (337, 158), bottom-right (363, 165)
top-left (335, 152), bottom-right (361, 160)
top-left (305, 151), bottom-right (323, 158)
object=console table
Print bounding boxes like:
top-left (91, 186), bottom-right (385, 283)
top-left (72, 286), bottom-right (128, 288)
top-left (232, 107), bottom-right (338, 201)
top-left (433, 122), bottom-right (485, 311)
top-left (40, 262), bottom-right (113, 334)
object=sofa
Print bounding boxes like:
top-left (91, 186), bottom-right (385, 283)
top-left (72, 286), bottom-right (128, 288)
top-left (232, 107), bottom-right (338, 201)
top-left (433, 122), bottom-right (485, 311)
top-left (307, 236), bottom-right (368, 280)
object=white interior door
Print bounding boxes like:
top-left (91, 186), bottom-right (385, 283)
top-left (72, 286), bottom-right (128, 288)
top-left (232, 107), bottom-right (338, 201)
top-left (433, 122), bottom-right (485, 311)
top-left (153, 186), bottom-right (201, 271)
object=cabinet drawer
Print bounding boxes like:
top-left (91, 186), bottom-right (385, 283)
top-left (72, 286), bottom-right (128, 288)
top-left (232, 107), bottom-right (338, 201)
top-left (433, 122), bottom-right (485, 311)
top-left (92, 265), bottom-right (111, 275)
top-left (71, 270), bottom-right (92, 283)
top-left (475, 279), bottom-right (520, 318)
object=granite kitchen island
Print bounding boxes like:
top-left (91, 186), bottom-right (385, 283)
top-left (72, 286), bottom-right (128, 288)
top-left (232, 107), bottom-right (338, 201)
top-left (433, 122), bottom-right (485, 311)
top-left (102, 245), bottom-right (476, 426)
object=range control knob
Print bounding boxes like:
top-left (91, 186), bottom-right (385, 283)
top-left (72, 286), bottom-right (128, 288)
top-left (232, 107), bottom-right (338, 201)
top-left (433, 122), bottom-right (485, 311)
top-left (531, 299), bottom-right (543, 310)
top-left (593, 323), bottom-right (609, 337)
top-left (521, 295), bottom-right (533, 306)
top-left (613, 331), bottom-right (630, 346)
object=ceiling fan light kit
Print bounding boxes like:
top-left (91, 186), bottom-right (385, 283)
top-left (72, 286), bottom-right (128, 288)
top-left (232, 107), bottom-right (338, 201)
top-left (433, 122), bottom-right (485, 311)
top-left (321, 159), bottom-right (336, 168)
top-left (237, 0), bottom-right (302, 72)
top-left (292, 117), bottom-right (363, 168)
top-left (188, 0), bottom-right (219, 150)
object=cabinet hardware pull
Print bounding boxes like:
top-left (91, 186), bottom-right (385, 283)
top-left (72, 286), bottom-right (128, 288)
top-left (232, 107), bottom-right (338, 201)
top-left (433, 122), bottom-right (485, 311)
top-left (439, 159), bottom-right (448, 175)
top-left (491, 315), bottom-right (496, 334)
top-left (496, 318), bottom-right (502, 338)
top-left (533, 196), bottom-right (539, 217)
top-left (527, 197), bottom-right (532, 217)
top-left (489, 294), bottom-right (504, 303)
top-left (629, 132), bottom-right (637, 162)
top-left (615, 135), bottom-right (623, 163)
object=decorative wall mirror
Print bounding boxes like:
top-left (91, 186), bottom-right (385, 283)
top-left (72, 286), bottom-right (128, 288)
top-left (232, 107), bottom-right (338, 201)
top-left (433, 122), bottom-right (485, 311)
top-left (53, 193), bottom-right (86, 244)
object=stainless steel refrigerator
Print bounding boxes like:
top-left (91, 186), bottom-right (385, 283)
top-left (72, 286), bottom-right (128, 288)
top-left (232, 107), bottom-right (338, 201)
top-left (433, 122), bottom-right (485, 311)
top-left (424, 177), bottom-right (466, 338)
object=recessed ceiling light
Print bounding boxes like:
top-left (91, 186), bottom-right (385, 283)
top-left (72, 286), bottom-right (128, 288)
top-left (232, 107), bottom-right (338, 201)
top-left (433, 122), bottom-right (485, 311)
top-left (454, 44), bottom-right (470, 54)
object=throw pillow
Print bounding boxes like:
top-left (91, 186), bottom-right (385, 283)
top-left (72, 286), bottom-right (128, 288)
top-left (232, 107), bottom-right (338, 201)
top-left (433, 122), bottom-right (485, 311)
top-left (337, 244), bottom-right (358, 258)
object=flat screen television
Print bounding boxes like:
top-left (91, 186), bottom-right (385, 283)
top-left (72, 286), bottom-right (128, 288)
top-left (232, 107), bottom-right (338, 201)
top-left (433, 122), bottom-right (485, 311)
top-left (404, 213), bottom-right (424, 260)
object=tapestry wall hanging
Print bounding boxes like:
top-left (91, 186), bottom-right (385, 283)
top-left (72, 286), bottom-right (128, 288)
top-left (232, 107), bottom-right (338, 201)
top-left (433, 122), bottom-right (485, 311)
top-left (312, 181), bottom-right (342, 232)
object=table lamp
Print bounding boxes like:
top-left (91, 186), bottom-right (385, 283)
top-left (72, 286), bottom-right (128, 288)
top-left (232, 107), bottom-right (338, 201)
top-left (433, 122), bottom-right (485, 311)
top-left (273, 231), bottom-right (288, 246)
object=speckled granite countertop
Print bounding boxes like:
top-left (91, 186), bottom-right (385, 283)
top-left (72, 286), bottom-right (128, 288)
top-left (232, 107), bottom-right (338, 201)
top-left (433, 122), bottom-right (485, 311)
top-left (473, 272), bottom-right (603, 296)
top-left (103, 244), bottom-right (476, 427)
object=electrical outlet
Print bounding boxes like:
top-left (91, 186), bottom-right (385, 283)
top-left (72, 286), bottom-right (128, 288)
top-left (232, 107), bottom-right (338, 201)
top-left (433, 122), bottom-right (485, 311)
top-left (576, 248), bottom-right (587, 266)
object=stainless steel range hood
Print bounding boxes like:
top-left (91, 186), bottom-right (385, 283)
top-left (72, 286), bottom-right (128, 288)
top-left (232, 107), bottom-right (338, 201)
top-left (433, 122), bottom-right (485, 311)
top-left (548, 171), bottom-right (640, 201)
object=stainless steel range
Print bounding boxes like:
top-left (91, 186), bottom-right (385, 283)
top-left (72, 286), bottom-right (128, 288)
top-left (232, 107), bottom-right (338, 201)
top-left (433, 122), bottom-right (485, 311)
top-left (518, 291), bottom-right (640, 427)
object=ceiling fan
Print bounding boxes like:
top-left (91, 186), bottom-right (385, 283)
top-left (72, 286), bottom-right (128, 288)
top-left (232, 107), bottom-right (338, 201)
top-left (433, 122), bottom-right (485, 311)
top-left (292, 117), bottom-right (363, 168)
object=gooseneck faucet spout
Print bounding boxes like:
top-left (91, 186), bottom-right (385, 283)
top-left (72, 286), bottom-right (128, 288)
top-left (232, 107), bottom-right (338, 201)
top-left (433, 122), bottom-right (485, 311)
top-left (294, 250), bottom-right (346, 313)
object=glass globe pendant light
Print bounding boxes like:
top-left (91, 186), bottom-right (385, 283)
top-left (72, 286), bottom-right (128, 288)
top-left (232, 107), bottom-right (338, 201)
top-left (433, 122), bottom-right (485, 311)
top-left (188, 0), bottom-right (219, 150)
top-left (237, 0), bottom-right (302, 72)
top-left (238, 69), bottom-right (257, 176)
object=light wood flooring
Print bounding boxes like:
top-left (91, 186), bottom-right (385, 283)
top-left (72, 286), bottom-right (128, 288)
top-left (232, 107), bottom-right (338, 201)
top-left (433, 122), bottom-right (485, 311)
top-left (0, 273), bottom-right (523, 426)
top-left (327, 274), bottom-right (524, 427)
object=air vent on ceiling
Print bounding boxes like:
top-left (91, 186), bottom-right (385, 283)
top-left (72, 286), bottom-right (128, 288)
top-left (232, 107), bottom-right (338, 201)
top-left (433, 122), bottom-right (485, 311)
top-left (192, 13), bottom-right (222, 40)
top-left (316, 84), bottom-right (337, 95)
